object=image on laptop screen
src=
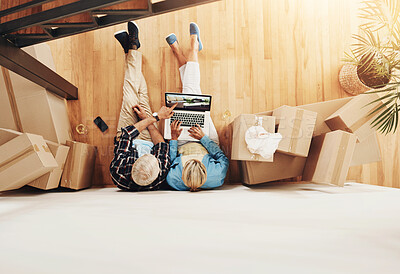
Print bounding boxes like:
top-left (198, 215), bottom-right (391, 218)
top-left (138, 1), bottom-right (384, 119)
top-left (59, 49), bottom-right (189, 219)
top-left (165, 93), bottom-right (211, 111)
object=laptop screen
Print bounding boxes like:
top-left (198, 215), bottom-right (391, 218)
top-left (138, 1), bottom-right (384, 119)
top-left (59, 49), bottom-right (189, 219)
top-left (165, 93), bottom-right (212, 111)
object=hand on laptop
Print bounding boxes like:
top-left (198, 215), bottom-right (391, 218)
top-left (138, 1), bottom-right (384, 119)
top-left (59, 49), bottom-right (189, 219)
top-left (188, 125), bottom-right (205, 140)
top-left (170, 120), bottom-right (183, 140)
top-left (133, 105), bottom-right (148, 120)
top-left (158, 103), bottom-right (178, 120)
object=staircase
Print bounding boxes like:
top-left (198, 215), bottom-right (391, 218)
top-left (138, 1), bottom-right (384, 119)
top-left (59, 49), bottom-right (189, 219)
top-left (0, 0), bottom-right (217, 48)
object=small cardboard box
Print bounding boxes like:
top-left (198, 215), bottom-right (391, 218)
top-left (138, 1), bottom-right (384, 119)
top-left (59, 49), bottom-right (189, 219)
top-left (240, 152), bottom-right (307, 185)
top-left (231, 114), bottom-right (276, 162)
top-left (303, 130), bottom-right (357, 187)
top-left (61, 141), bottom-right (97, 190)
top-left (0, 133), bottom-right (58, 191)
top-left (29, 141), bottom-right (70, 190)
top-left (324, 93), bottom-right (385, 142)
top-left (350, 132), bottom-right (381, 166)
top-left (273, 105), bottom-right (317, 157)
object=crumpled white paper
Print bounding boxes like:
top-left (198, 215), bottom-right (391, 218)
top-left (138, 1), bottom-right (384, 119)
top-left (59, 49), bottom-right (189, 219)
top-left (245, 126), bottom-right (282, 159)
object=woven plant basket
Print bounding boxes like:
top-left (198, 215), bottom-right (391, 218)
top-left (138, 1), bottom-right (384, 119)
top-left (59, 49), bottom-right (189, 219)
top-left (339, 64), bottom-right (370, 96)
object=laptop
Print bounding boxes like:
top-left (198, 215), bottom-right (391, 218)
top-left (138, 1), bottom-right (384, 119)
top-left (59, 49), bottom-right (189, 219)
top-left (164, 92), bottom-right (212, 141)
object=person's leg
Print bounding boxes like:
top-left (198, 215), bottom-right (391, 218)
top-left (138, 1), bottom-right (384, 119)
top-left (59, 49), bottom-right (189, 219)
top-left (116, 50), bottom-right (152, 141)
top-left (170, 41), bottom-right (187, 68)
top-left (180, 33), bottom-right (220, 145)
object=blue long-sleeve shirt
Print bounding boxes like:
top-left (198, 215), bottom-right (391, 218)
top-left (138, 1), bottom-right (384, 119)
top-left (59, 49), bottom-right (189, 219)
top-left (166, 135), bottom-right (229, 191)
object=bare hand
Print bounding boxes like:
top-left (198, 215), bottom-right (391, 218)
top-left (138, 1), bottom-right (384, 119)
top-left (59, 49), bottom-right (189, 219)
top-left (188, 124), bottom-right (205, 140)
top-left (158, 103), bottom-right (178, 120)
top-left (170, 120), bottom-right (183, 140)
top-left (133, 105), bottom-right (148, 120)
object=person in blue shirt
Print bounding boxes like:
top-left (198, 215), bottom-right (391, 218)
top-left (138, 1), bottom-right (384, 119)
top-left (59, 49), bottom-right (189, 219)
top-left (165, 23), bottom-right (229, 191)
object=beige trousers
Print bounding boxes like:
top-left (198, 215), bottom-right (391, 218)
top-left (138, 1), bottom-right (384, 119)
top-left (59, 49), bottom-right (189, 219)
top-left (117, 50), bottom-right (154, 141)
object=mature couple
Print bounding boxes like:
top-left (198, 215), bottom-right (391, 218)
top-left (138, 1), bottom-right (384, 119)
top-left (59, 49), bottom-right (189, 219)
top-left (110, 21), bottom-right (229, 192)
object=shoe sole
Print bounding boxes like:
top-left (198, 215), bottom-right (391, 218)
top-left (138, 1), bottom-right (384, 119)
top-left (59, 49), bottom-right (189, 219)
top-left (114, 30), bottom-right (128, 36)
top-left (129, 21), bottom-right (140, 32)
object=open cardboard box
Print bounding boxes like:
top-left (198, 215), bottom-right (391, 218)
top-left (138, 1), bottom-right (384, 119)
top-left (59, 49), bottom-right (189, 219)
top-left (231, 114), bottom-right (276, 162)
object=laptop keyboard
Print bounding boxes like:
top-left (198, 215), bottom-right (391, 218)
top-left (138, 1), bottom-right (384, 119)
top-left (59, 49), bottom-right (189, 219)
top-left (170, 112), bottom-right (205, 127)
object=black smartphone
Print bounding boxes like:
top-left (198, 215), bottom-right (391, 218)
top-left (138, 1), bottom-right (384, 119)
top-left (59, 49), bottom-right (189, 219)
top-left (94, 116), bottom-right (109, 132)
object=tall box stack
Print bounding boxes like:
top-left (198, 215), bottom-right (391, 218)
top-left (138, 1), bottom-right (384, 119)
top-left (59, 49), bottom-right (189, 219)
top-left (61, 141), bottom-right (97, 190)
top-left (0, 43), bottom-right (72, 145)
top-left (303, 130), bottom-right (357, 187)
top-left (231, 114), bottom-right (276, 162)
top-left (273, 106), bottom-right (317, 157)
top-left (0, 133), bottom-right (58, 191)
top-left (237, 97), bottom-right (383, 186)
top-left (325, 93), bottom-right (385, 142)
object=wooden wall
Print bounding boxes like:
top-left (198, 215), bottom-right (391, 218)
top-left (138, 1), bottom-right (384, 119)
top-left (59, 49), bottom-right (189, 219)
top-left (46, 0), bottom-right (396, 188)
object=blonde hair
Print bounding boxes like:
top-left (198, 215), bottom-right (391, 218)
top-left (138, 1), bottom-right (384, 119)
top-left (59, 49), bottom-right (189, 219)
top-left (131, 154), bottom-right (160, 186)
top-left (182, 159), bottom-right (207, 192)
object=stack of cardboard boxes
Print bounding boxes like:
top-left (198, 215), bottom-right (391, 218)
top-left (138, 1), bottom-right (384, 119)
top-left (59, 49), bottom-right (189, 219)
top-left (0, 44), bottom-right (97, 192)
top-left (232, 94), bottom-right (384, 187)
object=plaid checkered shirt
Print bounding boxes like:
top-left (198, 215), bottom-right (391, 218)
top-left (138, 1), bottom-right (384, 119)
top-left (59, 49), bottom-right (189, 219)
top-left (110, 125), bottom-right (171, 191)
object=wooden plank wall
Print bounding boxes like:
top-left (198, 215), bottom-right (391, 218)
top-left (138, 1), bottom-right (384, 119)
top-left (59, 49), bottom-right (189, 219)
top-left (46, 0), bottom-right (397, 188)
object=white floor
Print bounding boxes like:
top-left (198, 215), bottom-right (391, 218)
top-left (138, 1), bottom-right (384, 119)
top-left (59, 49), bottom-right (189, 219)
top-left (1, 182), bottom-right (400, 274)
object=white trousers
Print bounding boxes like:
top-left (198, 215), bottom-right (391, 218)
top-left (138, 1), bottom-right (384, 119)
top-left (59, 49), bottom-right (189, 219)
top-left (117, 50), bottom-right (153, 141)
top-left (178, 62), bottom-right (219, 145)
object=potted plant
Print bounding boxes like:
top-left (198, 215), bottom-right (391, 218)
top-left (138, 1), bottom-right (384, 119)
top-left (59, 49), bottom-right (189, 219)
top-left (340, 0), bottom-right (400, 134)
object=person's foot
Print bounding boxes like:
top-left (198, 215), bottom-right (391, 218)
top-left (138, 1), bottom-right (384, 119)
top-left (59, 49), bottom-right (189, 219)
top-left (114, 30), bottom-right (129, 53)
top-left (128, 21), bottom-right (140, 49)
top-left (165, 33), bottom-right (178, 46)
top-left (189, 22), bottom-right (202, 51)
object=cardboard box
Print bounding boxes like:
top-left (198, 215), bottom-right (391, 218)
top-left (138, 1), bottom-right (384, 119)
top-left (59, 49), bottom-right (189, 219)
top-left (350, 132), bottom-right (381, 166)
top-left (0, 43), bottom-right (72, 144)
top-left (0, 133), bottom-right (58, 191)
top-left (273, 105), bottom-right (317, 157)
top-left (325, 93), bottom-right (385, 142)
top-left (61, 141), bottom-right (97, 190)
top-left (240, 152), bottom-right (307, 185)
top-left (257, 98), bottom-right (353, 136)
top-left (231, 114), bottom-right (276, 162)
top-left (29, 141), bottom-right (70, 190)
top-left (0, 128), bottom-right (70, 190)
top-left (303, 130), bottom-right (357, 187)
top-left (9, 70), bottom-right (72, 144)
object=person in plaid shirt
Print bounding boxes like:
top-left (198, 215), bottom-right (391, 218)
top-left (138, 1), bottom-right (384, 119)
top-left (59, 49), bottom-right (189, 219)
top-left (110, 21), bottom-right (177, 191)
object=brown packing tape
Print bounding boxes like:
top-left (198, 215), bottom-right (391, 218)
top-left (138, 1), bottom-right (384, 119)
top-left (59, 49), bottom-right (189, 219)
top-left (331, 133), bottom-right (351, 186)
top-left (288, 109), bottom-right (304, 153)
top-left (34, 144), bottom-right (40, 152)
top-left (349, 101), bottom-right (384, 132)
top-left (1, 67), bottom-right (23, 132)
top-left (42, 145), bottom-right (51, 153)
top-left (0, 146), bottom-right (35, 173)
